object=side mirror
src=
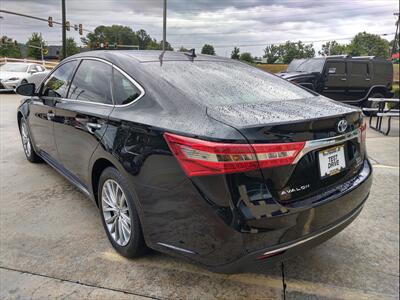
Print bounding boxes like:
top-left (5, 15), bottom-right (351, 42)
top-left (16, 83), bottom-right (36, 96)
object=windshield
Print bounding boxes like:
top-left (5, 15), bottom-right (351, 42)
top-left (143, 61), bottom-right (314, 106)
top-left (0, 63), bottom-right (29, 72)
top-left (287, 59), bottom-right (306, 72)
top-left (287, 58), bottom-right (325, 73)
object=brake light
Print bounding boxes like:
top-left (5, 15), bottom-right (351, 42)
top-left (164, 132), bottom-right (305, 177)
top-left (359, 121), bottom-right (367, 143)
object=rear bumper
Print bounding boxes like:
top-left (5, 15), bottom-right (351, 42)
top-left (209, 198), bottom-right (366, 273)
top-left (143, 160), bottom-right (372, 273)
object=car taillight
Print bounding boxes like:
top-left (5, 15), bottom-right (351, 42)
top-left (359, 120), bottom-right (367, 144)
top-left (164, 132), bottom-right (305, 177)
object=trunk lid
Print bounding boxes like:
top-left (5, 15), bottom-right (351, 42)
top-left (207, 96), bottom-right (365, 204)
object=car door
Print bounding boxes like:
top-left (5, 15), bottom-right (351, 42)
top-left (348, 61), bottom-right (371, 89)
top-left (321, 60), bottom-right (348, 100)
top-left (53, 58), bottom-right (114, 186)
top-left (28, 60), bottom-right (78, 161)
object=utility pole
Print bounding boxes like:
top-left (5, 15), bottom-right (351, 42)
top-left (40, 33), bottom-right (44, 62)
top-left (162, 0), bottom-right (166, 52)
top-left (61, 0), bottom-right (66, 58)
top-left (392, 12), bottom-right (399, 56)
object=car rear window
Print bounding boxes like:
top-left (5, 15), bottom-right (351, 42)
top-left (143, 61), bottom-right (314, 106)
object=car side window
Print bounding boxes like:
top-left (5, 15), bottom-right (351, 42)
top-left (351, 62), bottom-right (368, 75)
top-left (42, 60), bottom-right (78, 98)
top-left (326, 62), bottom-right (346, 75)
top-left (68, 60), bottom-right (113, 105)
top-left (113, 69), bottom-right (142, 105)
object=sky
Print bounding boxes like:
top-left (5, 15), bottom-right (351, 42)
top-left (1, 0), bottom-right (398, 57)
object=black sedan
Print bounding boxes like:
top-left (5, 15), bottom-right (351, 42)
top-left (16, 51), bottom-right (372, 273)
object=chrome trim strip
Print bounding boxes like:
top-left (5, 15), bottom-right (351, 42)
top-left (113, 64), bottom-right (146, 108)
top-left (157, 242), bottom-right (197, 254)
top-left (41, 56), bottom-right (146, 108)
top-left (261, 204), bottom-right (363, 257)
top-left (77, 57), bottom-right (146, 107)
top-left (292, 128), bottom-right (360, 164)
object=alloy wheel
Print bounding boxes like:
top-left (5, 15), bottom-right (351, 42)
top-left (101, 179), bottom-right (132, 246)
top-left (21, 122), bottom-right (32, 157)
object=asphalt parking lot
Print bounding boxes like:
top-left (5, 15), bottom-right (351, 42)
top-left (0, 93), bottom-right (399, 300)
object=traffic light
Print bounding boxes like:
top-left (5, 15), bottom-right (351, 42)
top-left (74, 24), bottom-right (78, 31)
top-left (65, 21), bottom-right (70, 31)
top-left (48, 16), bottom-right (53, 27)
top-left (78, 24), bottom-right (83, 35)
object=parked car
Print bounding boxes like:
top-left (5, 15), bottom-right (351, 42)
top-left (16, 51), bottom-right (372, 273)
top-left (0, 62), bottom-right (48, 91)
top-left (278, 55), bottom-right (393, 109)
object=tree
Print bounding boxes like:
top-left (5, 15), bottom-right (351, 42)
top-left (263, 44), bottom-right (282, 63)
top-left (201, 44), bottom-right (215, 55)
top-left (319, 41), bottom-right (348, 56)
top-left (83, 25), bottom-right (139, 49)
top-left (231, 46), bottom-right (240, 59)
top-left (281, 41), bottom-right (315, 63)
top-left (179, 46), bottom-right (189, 52)
top-left (348, 32), bottom-right (390, 58)
top-left (65, 37), bottom-right (79, 57)
top-left (263, 41), bottom-right (314, 64)
top-left (0, 36), bottom-right (22, 58)
top-left (239, 52), bottom-right (253, 63)
top-left (146, 40), bottom-right (173, 51)
top-left (83, 25), bottom-right (172, 51)
top-left (136, 29), bottom-right (152, 50)
top-left (389, 33), bottom-right (399, 55)
top-left (26, 33), bottom-right (46, 59)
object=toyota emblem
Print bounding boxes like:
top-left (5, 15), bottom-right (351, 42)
top-left (337, 119), bottom-right (348, 133)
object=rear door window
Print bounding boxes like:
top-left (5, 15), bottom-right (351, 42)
top-left (351, 62), bottom-right (368, 75)
top-left (42, 60), bottom-right (78, 98)
top-left (68, 60), bottom-right (113, 105)
top-left (113, 69), bottom-right (142, 105)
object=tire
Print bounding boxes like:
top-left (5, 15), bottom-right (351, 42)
top-left (19, 118), bottom-right (42, 163)
top-left (98, 167), bottom-right (148, 258)
top-left (363, 92), bottom-right (384, 116)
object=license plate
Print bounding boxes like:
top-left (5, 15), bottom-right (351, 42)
top-left (318, 145), bottom-right (346, 178)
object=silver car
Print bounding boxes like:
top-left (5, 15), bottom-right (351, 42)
top-left (0, 62), bottom-right (49, 91)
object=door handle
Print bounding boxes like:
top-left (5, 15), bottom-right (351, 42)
top-left (365, 78), bottom-right (371, 81)
top-left (86, 122), bottom-right (103, 133)
top-left (47, 112), bottom-right (55, 120)
top-left (341, 78), bottom-right (347, 81)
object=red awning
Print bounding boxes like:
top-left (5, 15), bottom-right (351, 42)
top-left (392, 52), bottom-right (400, 59)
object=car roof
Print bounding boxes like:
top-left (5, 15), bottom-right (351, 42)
top-left (68, 50), bottom-right (231, 63)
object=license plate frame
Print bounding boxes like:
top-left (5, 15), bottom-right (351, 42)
top-left (318, 144), bottom-right (346, 179)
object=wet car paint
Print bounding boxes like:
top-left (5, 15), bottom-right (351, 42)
top-left (17, 51), bottom-right (372, 272)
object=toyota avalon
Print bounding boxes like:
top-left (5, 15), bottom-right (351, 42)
top-left (16, 51), bottom-right (372, 273)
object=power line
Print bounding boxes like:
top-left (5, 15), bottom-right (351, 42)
top-left (175, 32), bottom-right (395, 48)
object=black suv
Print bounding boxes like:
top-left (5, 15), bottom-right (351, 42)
top-left (278, 56), bottom-right (393, 108)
